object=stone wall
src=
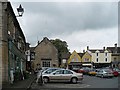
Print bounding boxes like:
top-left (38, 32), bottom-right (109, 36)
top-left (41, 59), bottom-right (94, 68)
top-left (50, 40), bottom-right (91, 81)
top-left (0, 2), bottom-right (3, 89)
top-left (33, 37), bottom-right (59, 71)
top-left (0, 2), bottom-right (9, 88)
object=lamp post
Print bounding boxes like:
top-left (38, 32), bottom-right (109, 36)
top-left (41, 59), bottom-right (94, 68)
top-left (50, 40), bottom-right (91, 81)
top-left (16, 4), bottom-right (24, 17)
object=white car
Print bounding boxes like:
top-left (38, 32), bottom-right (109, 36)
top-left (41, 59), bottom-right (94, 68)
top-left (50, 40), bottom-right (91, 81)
top-left (42, 69), bottom-right (83, 84)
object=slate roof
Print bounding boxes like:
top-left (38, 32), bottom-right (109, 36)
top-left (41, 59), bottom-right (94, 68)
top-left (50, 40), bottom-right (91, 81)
top-left (30, 47), bottom-right (35, 52)
top-left (106, 47), bottom-right (120, 53)
top-left (61, 52), bottom-right (71, 59)
top-left (78, 53), bottom-right (84, 58)
top-left (88, 49), bottom-right (105, 53)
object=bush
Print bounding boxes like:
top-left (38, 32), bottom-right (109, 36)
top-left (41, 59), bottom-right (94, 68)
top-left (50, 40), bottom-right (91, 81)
top-left (23, 71), bottom-right (29, 79)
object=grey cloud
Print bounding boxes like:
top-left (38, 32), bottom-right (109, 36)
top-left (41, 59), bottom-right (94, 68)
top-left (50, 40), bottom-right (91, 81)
top-left (12, 2), bottom-right (118, 46)
top-left (17, 2), bottom-right (118, 30)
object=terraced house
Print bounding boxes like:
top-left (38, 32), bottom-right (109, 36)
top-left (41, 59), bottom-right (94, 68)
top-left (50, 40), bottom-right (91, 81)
top-left (87, 46), bottom-right (112, 68)
top-left (67, 50), bottom-right (82, 70)
top-left (0, 1), bottom-right (26, 88)
top-left (107, 43), bottom-right (120, 68)
top-left (81, 50), bottom-right (92, 67)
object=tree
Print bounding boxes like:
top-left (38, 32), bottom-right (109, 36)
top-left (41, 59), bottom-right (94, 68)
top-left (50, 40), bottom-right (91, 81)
top-left (50, 39), bottom-right (69, 66)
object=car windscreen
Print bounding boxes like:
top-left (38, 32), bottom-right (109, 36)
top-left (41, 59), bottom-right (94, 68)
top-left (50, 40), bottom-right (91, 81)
top-left (44, 69), bottom-right (58, 74)
top-left (104, 69), bottom-right (112, 73)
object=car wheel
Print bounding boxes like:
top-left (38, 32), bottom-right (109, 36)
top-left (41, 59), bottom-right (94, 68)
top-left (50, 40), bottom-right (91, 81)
top-left (43, 77), bottom-right (49, 83)
top-left (71, 77), bottom-right (77, 84)
top-left (101, 75), bottom-right (104, 78)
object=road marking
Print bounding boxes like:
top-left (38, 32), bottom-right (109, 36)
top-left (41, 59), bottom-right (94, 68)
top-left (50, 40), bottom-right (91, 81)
top-left (80, 84), bottom-right (91, 88)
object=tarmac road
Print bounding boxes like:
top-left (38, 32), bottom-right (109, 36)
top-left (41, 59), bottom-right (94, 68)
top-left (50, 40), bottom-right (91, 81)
top-left (30, 75), bottom-right (119, 89)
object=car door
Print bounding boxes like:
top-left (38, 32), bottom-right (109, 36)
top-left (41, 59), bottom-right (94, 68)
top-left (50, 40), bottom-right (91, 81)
top-left (97, 69), bottom-right (102, 76)
top-left (62, 70), bottom-right (73, 81)
top-left (50, 70), bottom-right (64, 81)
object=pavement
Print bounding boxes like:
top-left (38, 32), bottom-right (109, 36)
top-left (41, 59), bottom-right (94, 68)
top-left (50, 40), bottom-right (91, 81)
top-left (2, 73), bottom-right (36, 90)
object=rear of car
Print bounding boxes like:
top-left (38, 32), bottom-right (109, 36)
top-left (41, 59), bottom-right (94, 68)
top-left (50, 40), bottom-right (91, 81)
top-left (96, 69), bottom-right (114, 78)
top-left (113, 68), bottom-right (120, 75)
top-left (88, 69), bottom-right (97, 76)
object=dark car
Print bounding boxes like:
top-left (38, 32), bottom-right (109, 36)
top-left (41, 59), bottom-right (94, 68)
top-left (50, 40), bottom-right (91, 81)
top-left (78, 67), bottom-right (91, 75)
top-left (111, 68), bottom-right (120, 77)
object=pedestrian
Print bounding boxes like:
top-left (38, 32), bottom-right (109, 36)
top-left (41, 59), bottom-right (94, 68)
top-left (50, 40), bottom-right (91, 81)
top-left (10, 68), bottom-right (14, 84)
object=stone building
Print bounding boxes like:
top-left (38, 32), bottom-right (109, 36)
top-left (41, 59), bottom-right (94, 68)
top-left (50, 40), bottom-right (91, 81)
top-left (32, 37), bottom-right (59, 71)
top-left (0, 1), bottom-right (26, 88)
top-left (107, 43), bottom-right (120, 68)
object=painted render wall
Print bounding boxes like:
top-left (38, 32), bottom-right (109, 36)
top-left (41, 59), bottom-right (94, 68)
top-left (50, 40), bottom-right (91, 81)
top-left (92, 51), bottom-right (112, 63)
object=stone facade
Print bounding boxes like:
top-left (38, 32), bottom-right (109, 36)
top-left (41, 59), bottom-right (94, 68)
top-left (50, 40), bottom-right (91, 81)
top-left (107, 44), bottom-right (120, 68)
top-left (0, 1), bottom-right (26, 88)
top-left (32, 37), bottom-right (58, 71)
top-left (0, 2), bottom-right (8, 88)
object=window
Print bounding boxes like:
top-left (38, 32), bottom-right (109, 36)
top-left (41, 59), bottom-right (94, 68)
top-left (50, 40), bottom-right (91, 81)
top-left (84, 58), bottom-right (89, 62)
top-left (55, 70), bottom-right (63, 74)
top-left (64, 70), bottom-right (73, 74)
top-left (72, 59), bottom-right (74, 62)
top-left (96, 58), bottom-right (98, 62)
top-left (76, 58), bottom-right (78, 62)
top-left (44, 69), bottom-right (57, 74)
top-left (42, 61), bottom-right (50, 67)
top-left (114, 58), bottom-right (116, 61)
top-left (105, 53), bottom-right (107, 56)
top-left (96, 53), bottom-right (98, 56)
top-left (105, 58), bottom-right (107, 62)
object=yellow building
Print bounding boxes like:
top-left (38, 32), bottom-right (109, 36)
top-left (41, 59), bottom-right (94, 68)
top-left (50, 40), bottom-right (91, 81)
top-left (82, 51), bottom-right (92, 67)
top-left (67, 50), bottom-right (82, 70)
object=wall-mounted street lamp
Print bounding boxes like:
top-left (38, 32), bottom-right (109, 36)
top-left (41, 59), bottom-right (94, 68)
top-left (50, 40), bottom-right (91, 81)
top-left (16, 4), bottom-right (24, 17)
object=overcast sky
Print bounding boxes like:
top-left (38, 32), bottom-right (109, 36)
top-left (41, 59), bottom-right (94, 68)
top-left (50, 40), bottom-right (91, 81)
top-left (9, 0), bottom-right (118, 53)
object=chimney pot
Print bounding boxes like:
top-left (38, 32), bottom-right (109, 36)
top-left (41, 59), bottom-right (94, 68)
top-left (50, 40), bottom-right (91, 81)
top-left (103, 47), bottom-right (105, 51)
top-left (87, 46), bottom-right (89, 50)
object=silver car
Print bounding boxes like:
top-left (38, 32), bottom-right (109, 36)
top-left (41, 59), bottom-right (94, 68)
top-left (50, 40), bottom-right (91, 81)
top-left (36, 68), bottom-right (63, 83)
top-left (96, 69), bottom-right (114, 78)
top-left (42, 69), bottom-right (83, 84)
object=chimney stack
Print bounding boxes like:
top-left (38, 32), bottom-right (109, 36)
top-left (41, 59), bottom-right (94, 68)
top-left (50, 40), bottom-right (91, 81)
top-left (103, 47), bottom-right (105, 51)
top-left (83, 50), bottom-right (85, 53)
top-left (115, 43), bottom-right (117, 53)
top-left (115, 43), bottom-right (117, 48)
top-left (87, 46), bottom-right (89, 50)
top-left (38, 41), bottom-right (39, 45)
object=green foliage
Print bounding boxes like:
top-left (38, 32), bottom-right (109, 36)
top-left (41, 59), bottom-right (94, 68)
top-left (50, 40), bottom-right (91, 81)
top-left (50, 39), bottom-right (69, 53)
top-left (50, 39), bottom-right (69, 66)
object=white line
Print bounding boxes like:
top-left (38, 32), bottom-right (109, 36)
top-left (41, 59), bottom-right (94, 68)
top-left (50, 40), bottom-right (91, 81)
top-left (80, 84), bottom-right (91, 88)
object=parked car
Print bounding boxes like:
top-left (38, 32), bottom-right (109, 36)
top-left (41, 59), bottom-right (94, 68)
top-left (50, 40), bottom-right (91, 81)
top-left (78, 67), bottom-right (91, 75)
top-left (36, 67), bottom-right (63, 83)
top-left (42, 69), bottom-right (83, 84)
top-left (96, 69), bottom-right (114, 78)
top-left (112, 70), bottom-right (119, 77)
top-left (113, 68), bottom-right (120, 75)
top-left (88, 69), bottom-right (97, 76)
top-left (110, 68), bottom-right (120, 77)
